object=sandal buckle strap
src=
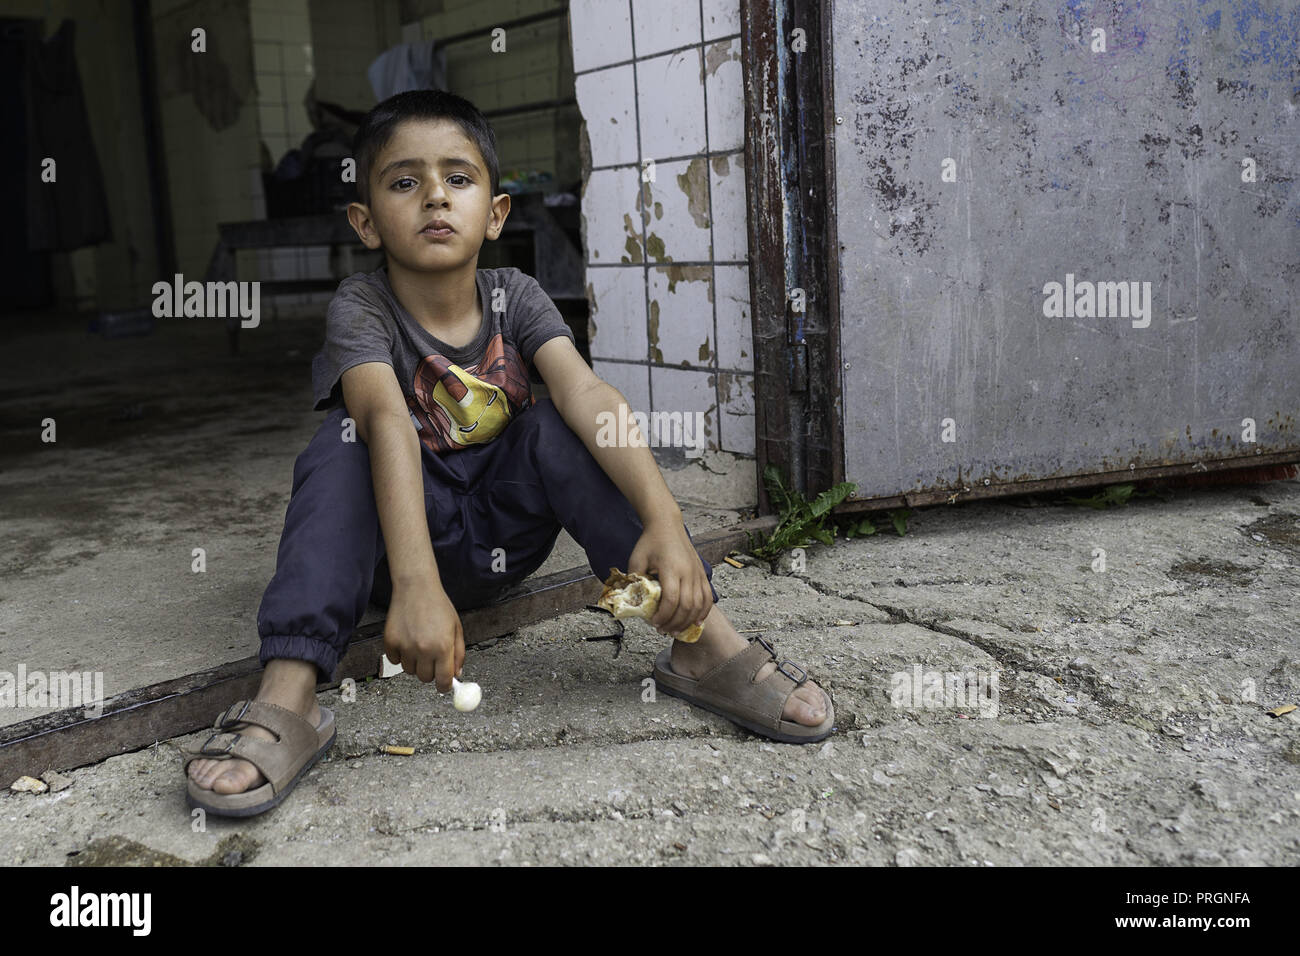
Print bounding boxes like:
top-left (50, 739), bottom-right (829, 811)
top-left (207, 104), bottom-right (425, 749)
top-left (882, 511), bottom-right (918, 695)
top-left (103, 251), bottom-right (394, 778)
top-left (199, 731), bottom-right (241, 756)
top-left (754, 634), bottom-right (777, 658)
top-left (215, 700), bottom-right (252, 730)
top-left (776, 659), bottom-right (808, 685)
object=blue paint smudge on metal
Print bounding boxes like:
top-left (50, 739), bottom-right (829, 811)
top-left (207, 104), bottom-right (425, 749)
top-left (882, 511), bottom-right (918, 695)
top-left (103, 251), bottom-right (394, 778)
top-left (1167, 16), bottom-right (1192, 74)
top-left (1229, 0), bottom-right (1300, 77)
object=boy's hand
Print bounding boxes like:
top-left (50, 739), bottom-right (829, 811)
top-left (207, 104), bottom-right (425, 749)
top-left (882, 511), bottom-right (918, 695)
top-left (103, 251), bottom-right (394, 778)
top-left (382, 582), bottom-right (465, 693)
top-left (627, 516), bottom-right (712, 638)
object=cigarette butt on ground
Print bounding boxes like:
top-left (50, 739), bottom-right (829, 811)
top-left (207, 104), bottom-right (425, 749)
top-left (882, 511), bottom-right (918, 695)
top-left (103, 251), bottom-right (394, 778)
top-left (379, 745), bottom-right (415, 756)
top-left (723, 556), bottom-right (745, 568)
top-left (1267, 704), bottom-right (1297, 717)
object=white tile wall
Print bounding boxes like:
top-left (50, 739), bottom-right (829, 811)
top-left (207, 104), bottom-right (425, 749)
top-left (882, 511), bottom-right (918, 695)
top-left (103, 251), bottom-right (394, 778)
top-left (713, 264), bottom-right (752, 372)
top-left (704, 38), bottom-right (744, 151)
top-left (718, 370), bottom-right (754, 455)
top-left (648, 265), bottom-right (712, 367)
top-left (570, 0), bottom-right (634, 71)
top-left (572, 0), bottom-right (753, 457)
top-left (636, 48), bottom-right (706, 157)
top-left (593, 359), bottom-right (651, 413)
top-left (701, 0), bottom-right (741, 40)
top-left (574, 64), bottom-right (638, 167)
top-left (645, 157), bottom-right (711, 261)
top-left (582, 167), bottom-right (644, 263)
top-left (708, 152), bottom-right (746, 261)
top-left (588, 266), bottom-right (648, 361)
top-left (650, 366), bottom-right (717, 450)
top-left (631, 0), bottom-right (699, 56)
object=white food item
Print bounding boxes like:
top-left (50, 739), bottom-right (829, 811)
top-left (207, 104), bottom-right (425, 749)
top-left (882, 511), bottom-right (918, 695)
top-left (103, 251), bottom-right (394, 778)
top-left (10, 775), bottom-right (48, 794)
top-left (597, 569), bottom-right (704, 642)
top-left (452, 677), bottom-right (482, 712)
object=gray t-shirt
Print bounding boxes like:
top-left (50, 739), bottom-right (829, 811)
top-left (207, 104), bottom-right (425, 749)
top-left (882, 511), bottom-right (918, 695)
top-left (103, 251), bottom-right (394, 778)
top-left (311, 264), bottom-right (575, 455)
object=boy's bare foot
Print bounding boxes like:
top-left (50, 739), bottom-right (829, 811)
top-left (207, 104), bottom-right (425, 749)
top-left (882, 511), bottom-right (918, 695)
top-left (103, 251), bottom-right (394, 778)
top-left (186, 659), bottom-right (322, 795)
top-left (667, 604), bottom-right (829, 726)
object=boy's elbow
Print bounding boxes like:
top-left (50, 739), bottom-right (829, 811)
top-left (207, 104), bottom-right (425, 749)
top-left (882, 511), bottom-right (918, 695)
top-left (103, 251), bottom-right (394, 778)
top-left (339, 362), bottom-right (407, 446)
top-left (353, 406), bottom-right (410, 446)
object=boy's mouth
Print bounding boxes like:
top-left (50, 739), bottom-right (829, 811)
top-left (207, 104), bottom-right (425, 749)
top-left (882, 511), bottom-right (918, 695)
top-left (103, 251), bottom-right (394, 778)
top-left (420, 219), bottom-right (455, 238)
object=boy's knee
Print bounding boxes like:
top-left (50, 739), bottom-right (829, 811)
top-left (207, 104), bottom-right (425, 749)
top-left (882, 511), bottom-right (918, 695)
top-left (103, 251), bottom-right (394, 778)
top-left (521, 397), bottom-right (582, 448)
top-left (523, 396), bottom-right (560, 426)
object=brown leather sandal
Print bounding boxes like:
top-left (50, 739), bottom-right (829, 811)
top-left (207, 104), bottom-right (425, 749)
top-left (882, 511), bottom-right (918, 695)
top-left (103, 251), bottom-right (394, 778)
top-left (652, 634), bottom-right (834, 744)
top-left (181, 699), bottom-right (336, 818)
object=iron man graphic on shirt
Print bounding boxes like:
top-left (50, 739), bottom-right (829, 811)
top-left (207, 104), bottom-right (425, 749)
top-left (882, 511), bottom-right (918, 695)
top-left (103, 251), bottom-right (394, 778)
top-left (406, 331), bottom-right (534, 454)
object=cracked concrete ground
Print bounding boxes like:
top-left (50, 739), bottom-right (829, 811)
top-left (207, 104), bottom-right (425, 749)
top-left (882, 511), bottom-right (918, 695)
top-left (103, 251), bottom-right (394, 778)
top-left (4, 476), bottom-right (1299, 866)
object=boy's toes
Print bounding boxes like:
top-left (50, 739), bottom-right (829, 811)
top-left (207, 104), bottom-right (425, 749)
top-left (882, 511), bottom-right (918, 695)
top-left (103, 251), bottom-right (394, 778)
top-left (210, 760), bottom-right (265, 794)
top-left (189, 759), bottom-right (219, 784)
top-left (782, 684), bottom-right (829, 726)
top-left (187, 756), bottom-right (265, 793)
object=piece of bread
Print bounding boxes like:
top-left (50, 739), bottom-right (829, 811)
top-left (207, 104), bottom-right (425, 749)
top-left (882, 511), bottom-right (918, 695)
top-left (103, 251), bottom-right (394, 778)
top-left (597, 568), bottom-right (704, 643)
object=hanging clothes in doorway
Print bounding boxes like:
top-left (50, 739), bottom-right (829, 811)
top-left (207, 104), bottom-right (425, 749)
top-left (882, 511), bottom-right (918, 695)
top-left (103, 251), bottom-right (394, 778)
top-left (367, 40), bottom-right (448, 101)
top-left (24, 18), bottom-right (111, 251)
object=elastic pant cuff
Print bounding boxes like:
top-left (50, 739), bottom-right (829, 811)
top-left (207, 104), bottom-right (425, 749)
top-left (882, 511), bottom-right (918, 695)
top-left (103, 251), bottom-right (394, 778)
top-left (259, 634), bottom-right (339, 686)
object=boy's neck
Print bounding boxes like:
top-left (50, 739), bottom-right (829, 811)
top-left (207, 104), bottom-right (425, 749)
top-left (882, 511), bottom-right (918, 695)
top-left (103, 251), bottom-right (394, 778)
top-left (385, 258), bottom-right (481, 337)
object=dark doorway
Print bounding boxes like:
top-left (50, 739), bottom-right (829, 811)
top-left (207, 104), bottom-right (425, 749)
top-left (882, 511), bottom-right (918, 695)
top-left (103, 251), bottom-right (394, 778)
top-left (0, 18), bottom-right (54, 312)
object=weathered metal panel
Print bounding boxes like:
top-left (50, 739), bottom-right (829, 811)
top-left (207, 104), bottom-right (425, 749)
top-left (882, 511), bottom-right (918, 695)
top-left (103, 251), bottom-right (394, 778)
top-left (829, 0), bottom-right (1299, 499)
top-left (743, 0), bottom-right (845, 509)
top-left (742, 0), bottom-right (800, 512)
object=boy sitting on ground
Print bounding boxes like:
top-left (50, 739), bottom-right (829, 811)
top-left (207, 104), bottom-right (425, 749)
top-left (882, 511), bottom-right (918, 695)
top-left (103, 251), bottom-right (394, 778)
top-left (183, 90), bottom-right (833, 817)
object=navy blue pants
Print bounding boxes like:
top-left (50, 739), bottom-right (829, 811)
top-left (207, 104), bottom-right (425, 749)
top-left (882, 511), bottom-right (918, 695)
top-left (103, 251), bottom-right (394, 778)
top-left (256, 397), bottom-right (719, 684)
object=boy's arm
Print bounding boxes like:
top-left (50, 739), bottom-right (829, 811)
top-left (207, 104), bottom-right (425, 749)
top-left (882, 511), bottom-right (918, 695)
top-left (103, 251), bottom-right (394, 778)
top-left (339, 362), bottom-right (444, 593)
top-left (531, 337), bottom-right (683, 530)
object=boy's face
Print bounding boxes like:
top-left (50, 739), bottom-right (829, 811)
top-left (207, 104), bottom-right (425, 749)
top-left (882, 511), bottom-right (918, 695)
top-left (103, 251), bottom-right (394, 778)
top-left (348, 117), bottom-right (509, 273)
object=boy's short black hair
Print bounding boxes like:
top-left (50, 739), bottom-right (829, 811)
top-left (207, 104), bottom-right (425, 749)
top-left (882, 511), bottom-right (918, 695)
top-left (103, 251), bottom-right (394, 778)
top-left (352, 89), bottom-right (500, 206)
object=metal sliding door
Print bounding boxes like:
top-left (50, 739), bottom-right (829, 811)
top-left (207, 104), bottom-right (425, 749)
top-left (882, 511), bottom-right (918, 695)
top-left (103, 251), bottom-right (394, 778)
top-left (824, 0), bottom-right (1298, 505)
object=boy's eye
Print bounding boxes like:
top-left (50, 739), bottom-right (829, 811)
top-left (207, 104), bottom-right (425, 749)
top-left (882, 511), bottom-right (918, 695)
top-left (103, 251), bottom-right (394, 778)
top-left (390, 173), bottom-right (470, 190)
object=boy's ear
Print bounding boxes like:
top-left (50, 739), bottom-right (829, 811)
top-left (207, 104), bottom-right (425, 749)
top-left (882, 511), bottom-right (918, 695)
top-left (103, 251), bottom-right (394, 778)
top-left (485, 192), bottom-right (512, 241)
top-left (347, 202), bottom-right (385, 251)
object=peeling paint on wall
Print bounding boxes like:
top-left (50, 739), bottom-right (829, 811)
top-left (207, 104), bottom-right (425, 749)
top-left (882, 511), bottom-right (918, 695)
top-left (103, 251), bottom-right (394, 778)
top-left (620, 212), bottom-right (643, 263)
top-left (704, 37), bottom-right (740, 78)
top-left (676, 158), bottom-right (711, 229)
top-left (645, 233), bottom-right (669, 262)
top-left (660, 263), bottom-right (712, 296)
top-left (637, 181), bottom-right (652, 227)
top-left (635, 185), bottom-right (673, 261)
top-left (711, 154), bottom-right (730, 177)
top-left (648, 300), bottom-right (664, 363)
top-left (584, 280), bottom-right (597, 342)
top-left (714, 370), bottom-right (751, 407)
